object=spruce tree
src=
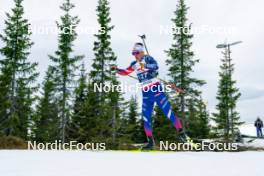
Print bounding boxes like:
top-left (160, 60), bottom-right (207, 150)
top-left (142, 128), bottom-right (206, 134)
top-left (125, 95), bottom-right (145, 143)
top-left (0, 0), bottom-right (39, 139)
top-left (187, 97), bottom-right (210, 138)
top-left (82, 80), bottom-right (102, 142)
top-left (34, 67), bottom-right (59, 142)
top-left (197, 98), bottom-right (210, 138)
top-left (88, 0), bottom-right (123, 147)
top-left (107, 69), bottom-right (124, 147)
top-left (118, 96), bottom-right (146, 146)
top-left (153, 106), bottom-right (176, 142)
top-left (212, 46), bottom-right (243, 141)
top-left (137, 116), bottom-right (147, 143)
top-left (90, 0), bottom-right (116, 86)
top-left (67, 63), bottom-right (88, 142)
top-left (49, 0), bottom-right (84, 143)
top-left (165, 0), bottom-right (206, 135)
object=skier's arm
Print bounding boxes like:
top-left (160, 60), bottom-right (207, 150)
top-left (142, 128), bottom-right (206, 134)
top-left (144, 56), bottom-right (159, 71)
top-left (117, 61), bottom-right (136, 75)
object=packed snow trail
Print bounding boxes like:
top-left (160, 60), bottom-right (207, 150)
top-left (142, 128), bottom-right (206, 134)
top-left (0, 150), bottom-right (263, 176)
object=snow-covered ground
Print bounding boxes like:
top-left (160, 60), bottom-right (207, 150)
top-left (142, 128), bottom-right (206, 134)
top-left (0, 150), bottom-right (263, 176)
top-left (239, 123), bottom-right (257, 136)
top-left (242, 138), bottom-right (264, 148)
top-left (238, 124), bottom-right (264, 149)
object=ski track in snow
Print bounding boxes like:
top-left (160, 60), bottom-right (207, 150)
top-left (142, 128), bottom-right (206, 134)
top-left (0, 150), bottom-right (263, 176)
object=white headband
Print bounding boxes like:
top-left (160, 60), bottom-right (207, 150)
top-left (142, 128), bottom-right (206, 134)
top-left (133, 44), bottom-right (144, 52)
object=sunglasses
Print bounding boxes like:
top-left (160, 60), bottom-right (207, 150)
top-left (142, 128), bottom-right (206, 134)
top-left (132, 51), bottom-right (140, 56)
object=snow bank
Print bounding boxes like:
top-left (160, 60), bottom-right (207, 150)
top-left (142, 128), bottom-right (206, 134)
top-left (240, 123), bottom-right (257, 136)
top-left (0, 150), bottom-right (263, 176)
top-left (242, 138), bottom-right (264, 148)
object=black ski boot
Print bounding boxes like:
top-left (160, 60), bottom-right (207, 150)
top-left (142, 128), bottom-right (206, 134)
top-left (142, 136), bottom-right (155, 150)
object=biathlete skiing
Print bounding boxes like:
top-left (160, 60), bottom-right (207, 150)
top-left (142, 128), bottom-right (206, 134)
top-left (112, 42), bottom-right (191, 150)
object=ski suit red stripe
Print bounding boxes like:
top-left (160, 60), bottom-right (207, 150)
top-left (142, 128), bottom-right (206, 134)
top-left (117, 66), bottom-right (134, 75)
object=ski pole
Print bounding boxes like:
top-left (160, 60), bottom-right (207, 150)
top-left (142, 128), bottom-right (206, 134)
top-left (111, 64), bottom-right (183, 94)
top-left (138, 34), bottom-right (150, 55)
top-left (157, 77), bottom-right (185, 93)
top-left (138, 34), bottom-right (185, 94)
top-left (125, 73), bottom-right (184, 94)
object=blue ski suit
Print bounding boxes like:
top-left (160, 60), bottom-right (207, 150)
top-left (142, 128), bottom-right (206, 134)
top-left (118, 55), bottom-right (182, 137)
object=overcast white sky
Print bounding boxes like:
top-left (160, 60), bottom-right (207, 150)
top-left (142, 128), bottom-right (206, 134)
top-left (0, 0), bottom-right (263, 123)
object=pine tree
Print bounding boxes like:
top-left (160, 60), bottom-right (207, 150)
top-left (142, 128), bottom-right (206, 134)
top-left (34, 67), bottom-right (59, 142)
top-left (49, 0), bottom-right (84, 143)
top-left (212, 46), bottom-right (243, 141)
top-left (165, 0), bottom-right (206, 135)
top-left (88, 0), bottom-right (123, 148)
top-left (0, 0), bottom-right (39, 139)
